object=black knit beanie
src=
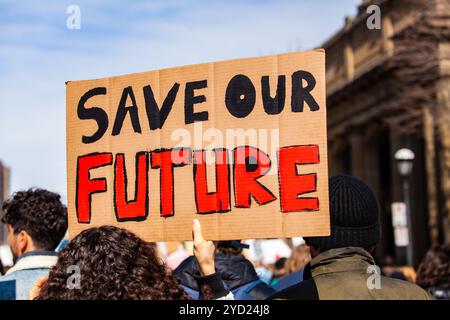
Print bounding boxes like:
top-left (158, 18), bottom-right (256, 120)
top-left (304, 174), bottom-right (380, 251)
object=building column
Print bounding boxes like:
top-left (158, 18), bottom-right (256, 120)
top-left (381, 13), bottom-right (394, 56)
top-left (363, 124), bottom-right (381, 196)
top-left (423, 106), bottom-right (439, 246)
top-left (328, 135), bottom-right (345, 176)
top-left (350, 127), bottom-right (365, 180)
top-left (362, 124), bottom-right (386, 263)
top-left (437, 43), bottom-right (450, 244)
top-left (389, 127), bottom-right (408, 264)
top-left (344, 35), bottom-right (355, 81)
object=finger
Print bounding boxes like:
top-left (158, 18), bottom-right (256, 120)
top-left (192, 219), bottom-right (205, 243)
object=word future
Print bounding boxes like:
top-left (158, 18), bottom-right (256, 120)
top-left (76, 145), bottom-right (320, 223)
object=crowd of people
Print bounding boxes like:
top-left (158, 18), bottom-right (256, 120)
top-left (0, 175), bottom-right (449, 300)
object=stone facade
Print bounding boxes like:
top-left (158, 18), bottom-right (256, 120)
top-left (323, 0), bottom-right (450, 265)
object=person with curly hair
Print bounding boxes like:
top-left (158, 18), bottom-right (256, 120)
top-left (416, 245), bottom-right (450, 300)
top-left (34, 221), bottom-right (233, 300)
top-left (0, 188), bottom-right (67, 300)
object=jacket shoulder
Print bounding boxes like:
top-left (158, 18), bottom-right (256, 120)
top-left (380, 276), bottom-right (434, 300)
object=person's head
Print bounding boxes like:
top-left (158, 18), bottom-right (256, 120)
top-left (270, 257), bottom-right (288, 279)
top-left (36, 226), bottom-right (189, 300)
top-left (304, 174), bottom-right (380, 258)
top-left (416, 244), bottom-right (450, 290)
top-left (275, 257), bottom-right (287, 270)
top-left (285, 244), bottom-right (311, 273)
top-left (216, 240), bottom-right (245, 256)
top-left (1, 188), bottom-right (67, 258)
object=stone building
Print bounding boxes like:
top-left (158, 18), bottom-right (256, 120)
top-left (323, 0), bottom-right (450, 266)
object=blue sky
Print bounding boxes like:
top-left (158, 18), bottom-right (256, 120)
top-left (0, 0), bottom-right (360, 203)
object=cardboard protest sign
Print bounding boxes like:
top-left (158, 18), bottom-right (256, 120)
top-left (66, 49), bottom-right (330, 241)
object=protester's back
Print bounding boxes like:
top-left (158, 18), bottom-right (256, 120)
top-left (0, 189), bottom-right (67, 300)
top-left (283, 246), bottom-right (430, 300)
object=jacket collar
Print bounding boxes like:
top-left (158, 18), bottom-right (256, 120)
top-left (5, 251), bottom-right (58, 275)
top-left (17, 250), bottom-right (57, 260)
top-left (309, 247), bottom-right (376, 277)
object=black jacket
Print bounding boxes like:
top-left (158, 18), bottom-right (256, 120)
top-left (174, 253), bottom-right (275, 300)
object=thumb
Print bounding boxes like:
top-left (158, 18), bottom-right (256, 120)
top-left (192, 219), bottom-right (205, 243)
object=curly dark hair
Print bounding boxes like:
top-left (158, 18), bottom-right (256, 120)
top-left (1, 188), bottom-right (67, 250)
top-left (36, 226), bottom-right (190, 300)
top-left (416, 244), bottom-right (450, 290)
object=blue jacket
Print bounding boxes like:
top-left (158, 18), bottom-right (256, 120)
top-left (0, 251), bottom-right (58, 300)
top-left (174, 253), bottom-right (275, 300)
